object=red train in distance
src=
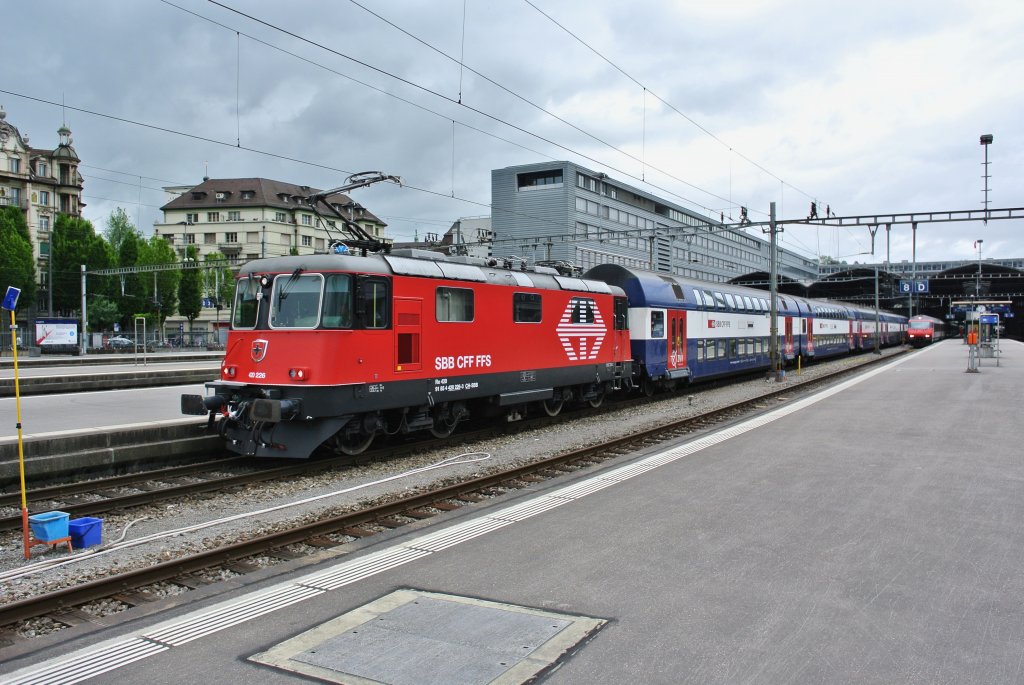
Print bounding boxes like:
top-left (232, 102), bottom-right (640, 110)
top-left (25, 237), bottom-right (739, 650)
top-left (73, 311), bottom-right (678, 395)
top-left (907, 315), bottom-right (947, 347)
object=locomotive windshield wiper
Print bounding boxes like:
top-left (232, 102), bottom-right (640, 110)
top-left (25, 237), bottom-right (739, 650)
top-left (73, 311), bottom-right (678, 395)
top-left (278, 267), bottom-right (304, 300)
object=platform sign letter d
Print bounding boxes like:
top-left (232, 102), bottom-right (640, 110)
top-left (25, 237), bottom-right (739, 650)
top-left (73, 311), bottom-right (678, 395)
top-left (2, 286), bottom-right (21, 311)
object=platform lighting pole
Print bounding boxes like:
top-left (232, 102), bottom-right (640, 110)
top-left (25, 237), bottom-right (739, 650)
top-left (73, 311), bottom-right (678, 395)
top-left (975, 239), bottom-right (983, 299)
top-left (874, 265), bottom-right (881, 355)
top-left (80, 264), bottom-right (87, 356)
top-left (980, 134), bottom-right (993, 224)
top-left (907, 222), bottom-right (917, 317)
top-left (765, 202), bottom-right (781, 378)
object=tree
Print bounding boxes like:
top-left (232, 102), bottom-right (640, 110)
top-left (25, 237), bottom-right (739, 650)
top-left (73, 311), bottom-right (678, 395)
top-left (0, 206), bottom-right (36, 310)
top-left (88, 295), bottom-right (120, 331)
top-left (204, 251), bottom-right (235, 315)
top-left (138, 235), bottom-right (180, 333)
top-left (51, 214), bottom-right (113, 314)
top-left (103, 207), bottom-right (140, 256)
top-left (178, 245), bottom-right (203, 332)
top-left (116, 231), bottom-right (145, 326)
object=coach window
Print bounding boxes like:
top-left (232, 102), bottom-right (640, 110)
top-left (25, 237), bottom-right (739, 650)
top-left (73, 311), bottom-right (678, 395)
top-left (650, 310), bottom-right (665, 338)
top-left (713, 292), bottom-right (727, 309)
top-left (437, 287), bottom-right (475, 322)
top-left (724, 293), bottom-right (736, 309)
top-left (357, 277), bottom-right (391, 329)
top-left (703, 290), bottom-right (716, 308)
top-left (322, 274), bottom-right (353, 328)
top-left (232, 276), bottom-right (261, 329)
top-left (513, 292), bottom-right (542, 323)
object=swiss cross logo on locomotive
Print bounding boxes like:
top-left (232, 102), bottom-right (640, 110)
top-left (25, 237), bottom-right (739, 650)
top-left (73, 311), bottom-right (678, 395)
top-left (556, 298), bottom-right (605, 361)
top-left (251, 338), bottom-right (269, 363)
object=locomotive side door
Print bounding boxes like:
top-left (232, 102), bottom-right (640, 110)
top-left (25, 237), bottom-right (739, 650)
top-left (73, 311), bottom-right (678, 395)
top-left (394, 297), bottom-right (422, 372)
top-left (666, 309), bottom-right (687, 371)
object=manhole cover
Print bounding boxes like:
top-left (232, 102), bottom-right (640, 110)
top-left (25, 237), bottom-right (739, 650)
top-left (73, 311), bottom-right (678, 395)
top-left (250, 588), bottom-right (606, 684)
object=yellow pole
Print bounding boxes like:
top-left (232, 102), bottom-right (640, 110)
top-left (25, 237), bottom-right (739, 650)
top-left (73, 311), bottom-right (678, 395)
top-left (10, 310), bottom-right (31, 558)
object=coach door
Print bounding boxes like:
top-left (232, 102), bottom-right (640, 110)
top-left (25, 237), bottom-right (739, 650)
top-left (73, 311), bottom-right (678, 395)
top-left (784, 316), bottom-right (794, 357)
top-left (667, 310), bottom-right (686, 370)
top-left (394, 297), bottom-right (422, 372)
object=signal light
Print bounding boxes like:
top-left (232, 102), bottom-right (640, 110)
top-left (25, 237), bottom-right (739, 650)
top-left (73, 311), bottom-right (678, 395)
top-left (289, 367), bottom-right (310, 381)
top-left (223, 365), bottom-right (237, 378)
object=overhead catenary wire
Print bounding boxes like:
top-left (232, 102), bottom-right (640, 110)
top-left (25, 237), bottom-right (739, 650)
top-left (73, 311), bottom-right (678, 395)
top-left (203, 0), bottom-right (738, 216)
top-left (521, 0), bottom-right (819, 206)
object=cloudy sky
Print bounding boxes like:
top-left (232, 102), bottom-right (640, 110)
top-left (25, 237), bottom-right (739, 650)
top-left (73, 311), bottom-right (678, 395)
top-left (5, 0), bottom-right (1022, 265)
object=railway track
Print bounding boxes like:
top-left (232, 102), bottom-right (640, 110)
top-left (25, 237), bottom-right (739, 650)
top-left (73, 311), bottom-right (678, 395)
top-left (0, 348), bottom-right (907, 642)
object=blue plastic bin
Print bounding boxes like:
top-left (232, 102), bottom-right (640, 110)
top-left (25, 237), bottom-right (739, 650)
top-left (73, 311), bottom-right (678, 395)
top-left (68, 517), bottom-right (103, 549)
top-left (29, 511), bottom-right (70, 541)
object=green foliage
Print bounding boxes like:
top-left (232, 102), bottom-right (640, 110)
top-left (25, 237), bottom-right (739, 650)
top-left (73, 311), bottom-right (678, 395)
top-left (178, 245), bottom-right (203, 325)
top-left (137, 235), bottom-right (180, 327)
top-left (0, 206), bottom-right (36, 309)
top-left (204, 251), bottom-right (235, 311)
top-left (52, 214), bottom-right (113, 314)
top-left (104, 207), bottom-right (141, 256)
top-left (116, 232), bottom-right (145, 325)
top-left (88, 295), bottom-right (120, 330)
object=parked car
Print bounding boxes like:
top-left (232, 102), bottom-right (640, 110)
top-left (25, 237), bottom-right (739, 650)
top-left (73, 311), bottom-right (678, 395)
top-left (108, 336), bottom-right (134, 349)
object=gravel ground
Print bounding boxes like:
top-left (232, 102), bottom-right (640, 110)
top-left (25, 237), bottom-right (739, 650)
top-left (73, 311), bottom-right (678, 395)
top-left (0, 347), bottom-right (908, 626)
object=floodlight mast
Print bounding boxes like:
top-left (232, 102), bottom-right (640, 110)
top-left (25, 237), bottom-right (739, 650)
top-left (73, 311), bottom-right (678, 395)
top-left (307, 172), bottom-right (402, 255)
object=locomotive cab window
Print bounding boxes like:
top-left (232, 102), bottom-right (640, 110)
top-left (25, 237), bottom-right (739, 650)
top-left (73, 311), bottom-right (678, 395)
top-left (322, 274), bottom-right (353, 329)
top-left (232, 277), bottom-right (261, 329)
top-left (270, 273), bottom-right (323, 329)
top-left (436, 287), bottom-right (474, 322)
top-left (513, 292), bottom-right (542, 323)
top-left (357, 277), bottom-right (391, 329)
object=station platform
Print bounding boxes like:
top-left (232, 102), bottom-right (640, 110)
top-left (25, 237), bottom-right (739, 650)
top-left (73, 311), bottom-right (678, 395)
top-left (0, 353), bottom-right (220, 397)
top-left (3, 339), bottom-right (1023, 684)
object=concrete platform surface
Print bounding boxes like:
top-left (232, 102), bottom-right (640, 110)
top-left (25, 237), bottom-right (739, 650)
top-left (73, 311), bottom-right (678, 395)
top-left (2, 339), bottom-right (1022, 685)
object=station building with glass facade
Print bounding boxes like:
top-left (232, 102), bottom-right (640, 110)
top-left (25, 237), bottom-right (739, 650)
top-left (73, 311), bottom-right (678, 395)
top-left (490, 161), bottom-right (819, 282)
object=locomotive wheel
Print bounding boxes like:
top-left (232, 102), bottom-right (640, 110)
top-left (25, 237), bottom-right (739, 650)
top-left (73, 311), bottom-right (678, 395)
top-left (587, 391), bottom-right (605, 408)
top-left (429, 417), bottom-right (459, 439)
top-left (337, 430), bottom-right (375, 456)
top-left (542, 397), bottom-right (564, 417)
top-left (640, 377), bottom-right (656, 398)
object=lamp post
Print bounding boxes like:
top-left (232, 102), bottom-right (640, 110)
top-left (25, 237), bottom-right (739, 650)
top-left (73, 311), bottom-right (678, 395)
top-left (975, 239), bottom-right (983, 298)
top-left (980, 134), bottom-right (993, 224)
top-left (176, 220), bottom-right (194, 257)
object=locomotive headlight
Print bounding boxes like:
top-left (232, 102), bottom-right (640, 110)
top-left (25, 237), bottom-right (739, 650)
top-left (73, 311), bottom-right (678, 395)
top-left (223, 365), bottom-right (237, 378)
top-left (289, 367), bottom-right (311, 381)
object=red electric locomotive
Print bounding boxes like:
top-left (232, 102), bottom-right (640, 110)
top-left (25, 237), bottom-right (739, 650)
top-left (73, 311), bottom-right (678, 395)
top-left (907, 314), bottom-right (946, 347)
top-left (183, 249), bottom-right (632, 458)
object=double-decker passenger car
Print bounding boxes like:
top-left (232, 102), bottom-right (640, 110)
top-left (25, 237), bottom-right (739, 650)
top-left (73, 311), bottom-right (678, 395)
top-left (582, 265), bottom-right (907, 393)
